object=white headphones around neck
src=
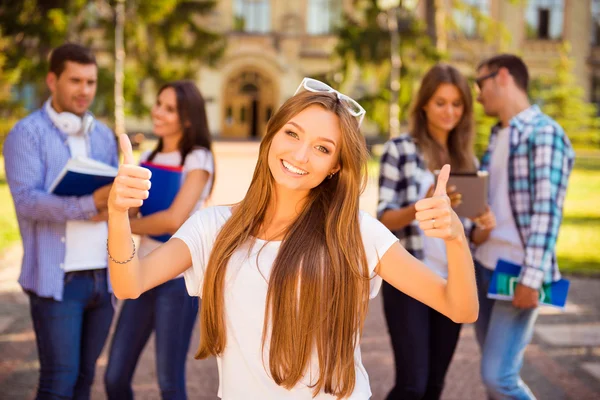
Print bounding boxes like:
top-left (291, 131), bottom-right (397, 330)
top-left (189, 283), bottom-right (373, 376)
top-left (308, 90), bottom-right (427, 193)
top-left (45, 98), bottom-right (94, 136)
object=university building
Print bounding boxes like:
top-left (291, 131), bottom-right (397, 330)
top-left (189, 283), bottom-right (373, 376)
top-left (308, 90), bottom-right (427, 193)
top-left (131, 0), bottom-right (600, 139)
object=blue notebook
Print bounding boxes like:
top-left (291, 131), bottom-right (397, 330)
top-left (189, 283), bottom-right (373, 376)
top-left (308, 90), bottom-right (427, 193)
top-left (139, 162), bottom-right (183, 243)
top-left (487, 259), bottom-right (570, 310)
top-left (49, 157), bottom-right (118, 196)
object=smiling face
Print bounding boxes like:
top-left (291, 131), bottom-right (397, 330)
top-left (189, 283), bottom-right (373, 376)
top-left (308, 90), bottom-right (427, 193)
top-left (46, 61), bottom-right (97, 116)
top-left (267, 105), bottom-right (341, 195)
top-left (422, 83), bottom-right (465, 134)
top-left (151, 87), bottom-right (184, 140)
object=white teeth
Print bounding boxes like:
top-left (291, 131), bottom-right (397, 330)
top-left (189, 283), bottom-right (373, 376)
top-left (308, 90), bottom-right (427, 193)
top-left (282, 160), bottom-right (308, 175)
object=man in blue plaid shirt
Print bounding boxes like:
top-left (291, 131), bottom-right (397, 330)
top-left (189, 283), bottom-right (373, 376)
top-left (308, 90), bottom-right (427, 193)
top-left (473, 54), bottom-right (574, 399)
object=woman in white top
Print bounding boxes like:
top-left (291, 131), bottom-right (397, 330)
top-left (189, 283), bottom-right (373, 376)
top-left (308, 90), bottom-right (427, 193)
top-left (104, 81), bottom-right (214, 400)
top-left (377, 64), bottom-right (496, 400)
top-left (106, 78), bottom-right (479, 400)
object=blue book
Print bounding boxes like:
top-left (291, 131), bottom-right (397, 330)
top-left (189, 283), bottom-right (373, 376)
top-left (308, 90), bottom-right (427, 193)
top-left (139, 162), bottom-right (183, 243)
top-left (49, 157), bottom-right (118, 196)
top-left (487, 259), bottom-right (570, 310)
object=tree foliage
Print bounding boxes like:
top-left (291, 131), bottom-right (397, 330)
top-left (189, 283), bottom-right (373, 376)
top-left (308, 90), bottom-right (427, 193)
top-left (531, 43), bottom-right (600, 148)
top-left (333, 0), bottom-right (514, 137)
top-left (334, 0), bottom-right (441, 134)
top-left (0, 0), bottom-right (225, 119)
top-left (0, 27), bottom-right (27, 153)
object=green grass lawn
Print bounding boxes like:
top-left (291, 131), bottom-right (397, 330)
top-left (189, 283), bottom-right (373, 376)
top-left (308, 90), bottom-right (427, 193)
top-left (555, 155), bottom-right (600, 275)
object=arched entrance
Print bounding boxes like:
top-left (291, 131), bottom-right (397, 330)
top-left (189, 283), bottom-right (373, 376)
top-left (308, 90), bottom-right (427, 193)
top-left (221, 70), bottom-right (276, 139)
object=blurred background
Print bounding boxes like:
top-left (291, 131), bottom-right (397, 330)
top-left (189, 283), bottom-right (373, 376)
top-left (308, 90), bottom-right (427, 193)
top-left (1, 0), bottom-right (598, 275)
top-left (0, 2), bottom-right (600, 398)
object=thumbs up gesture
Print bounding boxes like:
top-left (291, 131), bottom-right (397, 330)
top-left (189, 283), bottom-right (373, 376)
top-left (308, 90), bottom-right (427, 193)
top-left (414, 165), bottom-right (463, 241)
top-left (108, 134), bottom-right (152, 214)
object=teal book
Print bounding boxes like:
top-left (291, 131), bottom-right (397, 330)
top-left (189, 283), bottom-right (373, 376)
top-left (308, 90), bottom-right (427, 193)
top-left (487, 259), bottom-right (570, 310)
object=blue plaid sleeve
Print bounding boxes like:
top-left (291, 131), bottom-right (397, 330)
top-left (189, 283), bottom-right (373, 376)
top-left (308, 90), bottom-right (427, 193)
top-left (518, 124), bottom-right (574, 289)
top-left (377, 140), bottom-right (406, 219)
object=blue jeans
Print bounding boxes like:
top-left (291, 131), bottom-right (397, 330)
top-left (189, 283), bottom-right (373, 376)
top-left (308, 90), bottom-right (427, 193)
top-left (104, 277), bottom-right (198, 400)
top-left (475, 261), bottom-right (539, 400)
top-left (28, 269), bottom-right (115, 400)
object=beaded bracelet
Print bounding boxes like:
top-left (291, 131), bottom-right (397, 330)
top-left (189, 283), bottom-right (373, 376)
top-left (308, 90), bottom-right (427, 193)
top-left (107, 238), bottom-right (136, 264)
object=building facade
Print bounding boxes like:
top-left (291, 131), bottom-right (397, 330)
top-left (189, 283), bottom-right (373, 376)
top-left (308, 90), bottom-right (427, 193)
top-left (194, 0), bottom-right (350, 139)
top-left (448, 0), bottom-right (594, 100)
top-left (130, 0), bottom-right (599, 139)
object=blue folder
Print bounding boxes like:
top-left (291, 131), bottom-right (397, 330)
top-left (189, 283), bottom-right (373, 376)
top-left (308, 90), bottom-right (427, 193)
top-left (487, 259), bottom-right (570, 310)
top-left (49, 157), bottom-right (118, 196)
top-left (139, 162), bottom-right (183, 243)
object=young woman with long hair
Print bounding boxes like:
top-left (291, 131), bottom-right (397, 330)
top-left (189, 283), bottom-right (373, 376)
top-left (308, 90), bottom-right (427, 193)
top-left (106, 78), bottom-right (479, 399)
top-left (378, 64), bottom-right (495, 400)
top-left (104, 80), bottom-right (214, 400)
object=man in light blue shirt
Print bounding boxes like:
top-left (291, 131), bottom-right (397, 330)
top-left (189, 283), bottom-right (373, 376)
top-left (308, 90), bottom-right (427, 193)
top-left (3, 43), bottom-right (118, 399)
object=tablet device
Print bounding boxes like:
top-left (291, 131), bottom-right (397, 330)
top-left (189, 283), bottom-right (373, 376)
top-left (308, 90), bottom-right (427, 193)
top-left (434, 170), bottom-right (489, 219)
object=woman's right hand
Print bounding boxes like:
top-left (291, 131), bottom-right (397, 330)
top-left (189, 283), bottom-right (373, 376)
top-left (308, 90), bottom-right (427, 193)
top-left (108, 134), bottom-right (152, 214)
top-left (472, 206), bottom-right (496, 231)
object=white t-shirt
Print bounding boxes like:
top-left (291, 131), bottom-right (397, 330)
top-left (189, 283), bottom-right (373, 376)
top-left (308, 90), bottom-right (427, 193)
top-left (172, 206), bottom-right (398, 400)
top-left (475, 127), bottom-right (525, 270)
top-left (138, 148), bottom-right (214, 257)
top-left (418, 170), bottom-right (448, 278)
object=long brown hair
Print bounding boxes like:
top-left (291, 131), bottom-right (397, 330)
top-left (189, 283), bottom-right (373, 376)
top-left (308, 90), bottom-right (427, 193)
top-left (409, 64), bottom-right (476, 172)
top-left (147, 80), bottom-right (215, 195)
top-left (196, 91), bottom-right (371, 397)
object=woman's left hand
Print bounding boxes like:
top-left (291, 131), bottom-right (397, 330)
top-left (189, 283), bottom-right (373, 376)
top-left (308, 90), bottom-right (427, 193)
top-left (472, 206), bottom-right (496, 231)
top-left (414, 164), bottom-right (464, 241)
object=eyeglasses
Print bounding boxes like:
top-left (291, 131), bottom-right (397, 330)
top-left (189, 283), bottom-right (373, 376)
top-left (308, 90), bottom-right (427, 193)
top-left (475, 70), bottom-right (498, 90)
top-left (294, 77), bottom-right (366, 126)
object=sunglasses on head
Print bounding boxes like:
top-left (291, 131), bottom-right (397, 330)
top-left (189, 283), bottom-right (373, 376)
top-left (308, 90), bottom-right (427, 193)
top-left (475, 70), bottom-right (498, 90)
top-left (294, 77), bottom-right (366, 126)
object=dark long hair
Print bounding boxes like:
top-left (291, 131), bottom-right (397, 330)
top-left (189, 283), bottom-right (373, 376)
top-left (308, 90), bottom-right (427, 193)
top-left (409, 64), bottom-right (476, 172)
top-left (147, 80), bottom-right (215, 194)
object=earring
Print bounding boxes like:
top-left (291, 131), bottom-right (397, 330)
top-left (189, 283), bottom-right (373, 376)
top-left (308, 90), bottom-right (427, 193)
top-left (327, 172), bottom-right (335, 179)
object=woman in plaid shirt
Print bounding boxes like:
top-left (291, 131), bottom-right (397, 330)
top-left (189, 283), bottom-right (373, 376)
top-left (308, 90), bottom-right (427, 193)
top-left (377, 64), bottom-right (496, 400)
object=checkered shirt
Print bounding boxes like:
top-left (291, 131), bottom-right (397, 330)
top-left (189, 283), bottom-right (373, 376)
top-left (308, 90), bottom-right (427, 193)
top-left (480, 105), bottom-right (575, 290)
top-left (377, 134), bottom-right (474, 260)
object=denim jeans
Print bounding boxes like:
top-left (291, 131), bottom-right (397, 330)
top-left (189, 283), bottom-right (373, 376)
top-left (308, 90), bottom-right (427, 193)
top-left (474, 261), bottom-right (539, 400)
top-left (28, 269), bottom-right (114, 400)
top-left (104, 277), bottom-right (199, 400)
top-left (382, 281), bottom-right (462, 400)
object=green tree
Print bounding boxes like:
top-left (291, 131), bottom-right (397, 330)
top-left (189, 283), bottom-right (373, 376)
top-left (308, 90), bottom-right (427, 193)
top-left (0, 28), bottom-right (27, 153)
top-left (333, 0), bottom-right (514, 137)
top-left (105, 0), bottom-right (225, 116)
top-left (334, 0), bottom-right (441, 134)
top-left (0, 0), bottom-right (225, 120)
top-left (531, 43), bottom-right (600, 147)
top-left (472, 97), bottom-right (496, 157)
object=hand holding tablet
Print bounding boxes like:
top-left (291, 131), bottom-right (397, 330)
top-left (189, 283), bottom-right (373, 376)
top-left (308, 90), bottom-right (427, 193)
top-left (434, 170), bottom-right (489, 219)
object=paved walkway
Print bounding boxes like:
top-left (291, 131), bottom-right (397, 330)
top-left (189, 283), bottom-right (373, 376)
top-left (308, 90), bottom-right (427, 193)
top-left (0, 142), bottom-right (599, 399)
